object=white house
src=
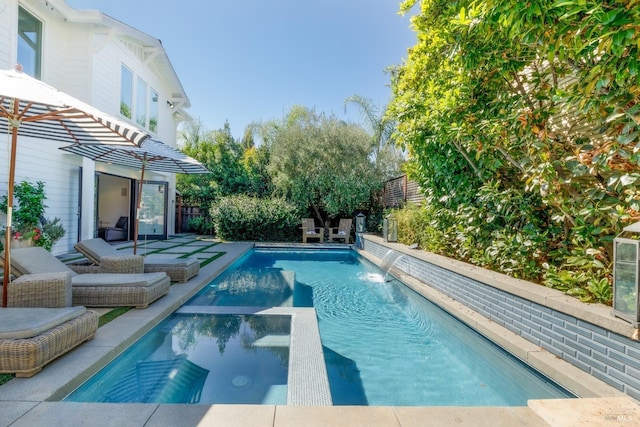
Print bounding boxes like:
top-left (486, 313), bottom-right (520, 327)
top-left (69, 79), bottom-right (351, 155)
top-left (0, 0), bottom-right (191, 254)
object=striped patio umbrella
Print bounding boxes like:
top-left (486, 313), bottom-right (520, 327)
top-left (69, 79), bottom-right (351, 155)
top-left (0, 66), bottom-right (149, 307)
top-left (60, 139), bottom-right (209, 254)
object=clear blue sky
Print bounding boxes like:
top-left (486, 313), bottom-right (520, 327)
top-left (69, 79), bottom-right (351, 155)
top-left (66, 0), bottom-right (417, 139)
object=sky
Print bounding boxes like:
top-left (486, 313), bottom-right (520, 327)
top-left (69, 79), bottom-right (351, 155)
top-left (66, 0), bottom-right (418, 139)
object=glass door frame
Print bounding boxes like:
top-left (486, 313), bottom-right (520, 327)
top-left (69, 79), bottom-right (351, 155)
top-left (134, 180), bottom-right (168, 241)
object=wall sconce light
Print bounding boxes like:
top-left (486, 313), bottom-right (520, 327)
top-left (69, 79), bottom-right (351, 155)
top-left (166, 100), bottom-right (175, 109)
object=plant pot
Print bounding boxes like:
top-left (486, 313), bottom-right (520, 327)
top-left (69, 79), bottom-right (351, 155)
top-left (11, 237), bottom-right (33, 248)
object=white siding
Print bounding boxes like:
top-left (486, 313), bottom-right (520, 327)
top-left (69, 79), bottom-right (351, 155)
top-left (0, 1), bottom-right (16, 69)
top-left (1, 1), bottom-right (186, 253)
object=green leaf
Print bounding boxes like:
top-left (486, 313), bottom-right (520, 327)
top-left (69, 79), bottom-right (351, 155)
top-left (601, 10), bottom-right (620, 25)
top-left (619, 132), bottom-right (639, 145)
top-left (620, 175), bottom-right (638, 186)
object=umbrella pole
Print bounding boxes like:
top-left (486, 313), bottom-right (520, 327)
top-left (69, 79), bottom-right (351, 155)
top-left (133, 158), bottom-right (147, 255)
top-left (3, 113), bottom-right (19, 308)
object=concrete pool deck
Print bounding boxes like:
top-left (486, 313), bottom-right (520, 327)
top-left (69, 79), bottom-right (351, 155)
top-left (0, 235), bottom-right (638, 426)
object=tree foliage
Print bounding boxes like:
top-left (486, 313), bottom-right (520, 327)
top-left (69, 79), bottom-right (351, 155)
top-left (388, 0), bottom-right (640, 303)
top-left (263, 106), bottom-right (384, 223)
top-left (344, 95), bottom-right (405, 179)
top-left (177, 120), bottom-right (269, 207)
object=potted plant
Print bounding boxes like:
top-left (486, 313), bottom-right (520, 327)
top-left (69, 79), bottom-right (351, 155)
top-left (0, 180), bottom-right (64, 251)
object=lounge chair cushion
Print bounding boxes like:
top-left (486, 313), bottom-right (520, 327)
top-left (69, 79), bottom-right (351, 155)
top-left (71, 272), bottom-right (168, 288)
top-left (0, 306), bottom-right (87, 339)
top-left (73, 238), bottom-right (126, 265)
top-left (10, 247), bottom-right (78, 277)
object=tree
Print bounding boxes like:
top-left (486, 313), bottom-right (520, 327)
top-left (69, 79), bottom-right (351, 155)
top-left (178, 121), bottom-right (254, 204)
top-left (344, 94), bottom-right (404, 179)
top-left (263, 106), bottom-right (383, 223)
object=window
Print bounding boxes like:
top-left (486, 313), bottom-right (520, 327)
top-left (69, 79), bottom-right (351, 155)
top-left (136, 77), bottom-right (148, 128)
top-left (120, 65), bottom-right (133, 118)
top-left (149, 90), bottom-right (158, 133)
top-left (120, 66), bottom-right (159, 133)
top-left (18, 7), bottom-right (42, 79)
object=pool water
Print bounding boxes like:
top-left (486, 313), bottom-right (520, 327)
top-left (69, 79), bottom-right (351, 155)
top-left (188, 248), bottom-right (572, 406)
top-left (66, 314), bottom-right (290, 404)
top-left (66, 248), bottom-right (573, 406)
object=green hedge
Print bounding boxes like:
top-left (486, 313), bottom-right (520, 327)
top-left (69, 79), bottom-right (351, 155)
top-left (210, 195), bottom-right (300, 241)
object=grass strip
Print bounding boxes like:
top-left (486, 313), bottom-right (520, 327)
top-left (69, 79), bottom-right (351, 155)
top-left (98, 306), bottom-right (132, 327)
top-left (0, 373), bottom-right (13, 386)
top-left (199, 252), bottom-right (225, 267)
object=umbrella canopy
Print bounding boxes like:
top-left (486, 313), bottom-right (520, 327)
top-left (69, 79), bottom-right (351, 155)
top-left (60, 139), bottom-right (209, 254)
top-left (0, 67), bottom-right (149, 307)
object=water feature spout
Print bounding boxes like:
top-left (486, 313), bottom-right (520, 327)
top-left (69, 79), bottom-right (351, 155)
top-left (380, 250), bottom-right (404, 282)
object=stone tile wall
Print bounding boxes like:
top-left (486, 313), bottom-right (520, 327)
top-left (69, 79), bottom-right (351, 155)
top-left (363, 238), bottom-right (640, 400)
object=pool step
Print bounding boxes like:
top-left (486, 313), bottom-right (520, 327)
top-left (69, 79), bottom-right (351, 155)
top-left (188, 268), bottom-right (296, 307)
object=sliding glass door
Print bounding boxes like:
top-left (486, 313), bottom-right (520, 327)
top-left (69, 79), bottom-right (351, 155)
top-left (137, 181), bottom-right (168, 241)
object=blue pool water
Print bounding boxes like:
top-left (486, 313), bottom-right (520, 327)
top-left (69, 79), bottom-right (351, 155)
top-left (67, 313), bottom-right (290, 404)
top-left (67, 248), bottom-right (573, 406)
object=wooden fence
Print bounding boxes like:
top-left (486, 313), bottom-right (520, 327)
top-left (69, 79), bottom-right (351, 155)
top-left (383, 175), bottom-right (425, 208)
top-left (175, 205), bottom-right (204, 233)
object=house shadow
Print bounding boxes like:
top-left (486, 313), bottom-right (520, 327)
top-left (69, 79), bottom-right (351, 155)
top-left (322, 346), bottom-right (368, 405)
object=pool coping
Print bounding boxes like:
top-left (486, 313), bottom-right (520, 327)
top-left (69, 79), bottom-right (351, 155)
top-left (2, 238), bottom-right (640, 426)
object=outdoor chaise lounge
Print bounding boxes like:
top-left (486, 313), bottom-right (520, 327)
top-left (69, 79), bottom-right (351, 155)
top-left (74, 238), bottom-right (200, 283)
top-left (301, 218), bottom-right (324, 243)
top-left (6, 271), bottom-right (73, 308)
top-left (7, 247), bottom-right (170, 309)
top-left (0, 307), bottom-right (98, 377)
top-left (329, 218), bottom-right (352, 243)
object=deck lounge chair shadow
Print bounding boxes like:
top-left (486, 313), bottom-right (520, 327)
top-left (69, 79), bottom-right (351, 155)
top-left (100, 356), bottom-right (209, 403)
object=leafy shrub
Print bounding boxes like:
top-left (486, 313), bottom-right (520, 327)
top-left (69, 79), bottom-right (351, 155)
top-left (187, 216), bottom-right (216, 235)
top-left (393, 180), bottom-right (614, 303)
top-left (210, 195), bottom-right (300, 241)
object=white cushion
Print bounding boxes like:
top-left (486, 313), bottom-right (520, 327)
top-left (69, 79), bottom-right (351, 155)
top-left (0, 307), bottom-right (86, 339)
top-left (71, 272), bottom-right (167, 288)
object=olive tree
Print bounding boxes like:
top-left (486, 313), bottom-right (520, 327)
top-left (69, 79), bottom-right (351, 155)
top-left (264, 106), bottom-right (383, 223)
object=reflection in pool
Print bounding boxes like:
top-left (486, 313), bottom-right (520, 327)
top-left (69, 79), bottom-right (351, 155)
top-left (66, 314), bottom-right (290, 404)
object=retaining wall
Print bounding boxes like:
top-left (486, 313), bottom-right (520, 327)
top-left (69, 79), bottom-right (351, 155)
top-left (361, 235), bottom-right (640, 400)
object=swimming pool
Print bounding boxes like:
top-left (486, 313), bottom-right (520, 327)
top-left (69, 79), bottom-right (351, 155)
top-left (66, 247), bottom-right (573, 406)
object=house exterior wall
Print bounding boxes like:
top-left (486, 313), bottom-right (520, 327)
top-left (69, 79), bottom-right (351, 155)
top-left (0, 0), bottom-right (187, 253)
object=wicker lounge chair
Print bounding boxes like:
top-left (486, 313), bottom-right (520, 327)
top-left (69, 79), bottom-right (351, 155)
top-left (74, 238), bottom-right (200, 283)
top-left (0, 306), bottom-right (98, 377)
top-left (301, 218), bottom-right (324, 243)
top-left (7, 271), bottom-right (72, 308)
top-left (7, 247), bottom-right (170, 309)
top-left (329, 218), bottom-right (353, 243)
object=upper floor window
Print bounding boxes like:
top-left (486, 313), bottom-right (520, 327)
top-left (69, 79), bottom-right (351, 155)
top-left (120, 65), bottom-right (159, 133)
top-left (136, 77), bottom-right (148, 128)
top-left (149, 90), bottom-right (158, 133)
top-left (18, 7), bottom-right (42, 79)
top-left (120, 65), bottom-right (133, 119)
